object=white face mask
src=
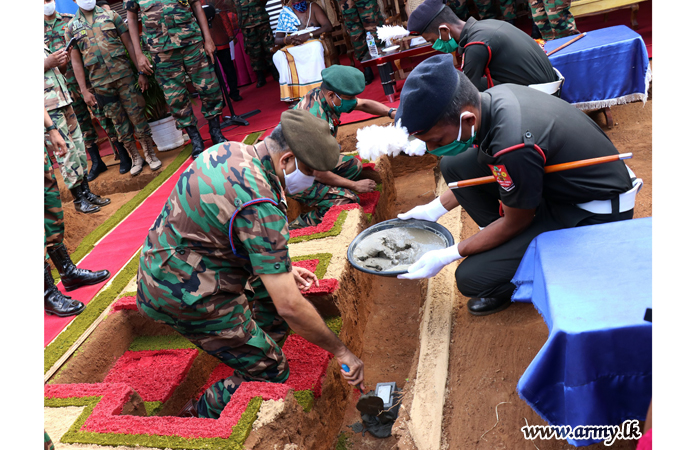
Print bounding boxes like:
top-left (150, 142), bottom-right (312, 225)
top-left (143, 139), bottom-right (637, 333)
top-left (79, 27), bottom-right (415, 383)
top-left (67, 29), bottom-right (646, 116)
top-left (44, 1), bottom-right (56, 16)
top-left (76, 0), bottom-right (97, 11)
top-left (283, 158), bottom-right (316, 195)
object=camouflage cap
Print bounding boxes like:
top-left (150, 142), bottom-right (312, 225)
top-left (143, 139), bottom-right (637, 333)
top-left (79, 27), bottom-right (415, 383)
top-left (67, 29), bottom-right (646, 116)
top-left (321, 65), bottom-right (365, 96)
top-left (280, 110), bottom-right (340, 172)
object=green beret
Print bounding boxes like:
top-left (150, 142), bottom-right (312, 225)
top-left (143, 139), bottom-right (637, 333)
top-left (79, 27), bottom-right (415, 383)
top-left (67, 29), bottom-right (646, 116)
top-left (280, 110), bottom-right (339, 172)
top-left (321, 65), bottom-right (365, 96)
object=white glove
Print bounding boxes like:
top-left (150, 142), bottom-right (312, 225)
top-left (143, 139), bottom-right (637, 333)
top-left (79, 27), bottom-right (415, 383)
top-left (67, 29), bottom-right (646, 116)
top-left (397, 197), bottom-right (449, 222)
top-left (397, 244), bottom-right (462, 280)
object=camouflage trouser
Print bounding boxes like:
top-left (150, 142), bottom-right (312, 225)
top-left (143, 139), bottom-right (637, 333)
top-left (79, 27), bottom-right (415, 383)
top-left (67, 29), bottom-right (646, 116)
top-left (337, 0), bottom-right (382, 62)
top-left (153, 42), bottom-right (224, 129)
top-left (475, 0), bottom-right (517, 21)
top-left (45, 105), bottom-right (87, 190)
top-left (445, 0), bottom-right (470, 21)
top-left (44, 146), bottom-right (64, 255)
top-left (44, 431), bottom-right (55, 450)
top-left (529, 0), bottom-right (578, 40)
top-left (136, 272), bottom-right (290, 419)
top-left (93, 74), bottom-right (152, 144)
top-left (67, 79), bottom-right (119, 149)
top-left (289, 155), bottom-right (362, 229)
top-left (241, 23), bottom-right (274, 73)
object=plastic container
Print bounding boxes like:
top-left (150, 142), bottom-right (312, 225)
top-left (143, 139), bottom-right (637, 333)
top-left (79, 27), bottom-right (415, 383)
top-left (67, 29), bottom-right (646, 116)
top-left (149, 115), bottom-right (185, 152)
top-left (366, 32), bottom-right (379, 58)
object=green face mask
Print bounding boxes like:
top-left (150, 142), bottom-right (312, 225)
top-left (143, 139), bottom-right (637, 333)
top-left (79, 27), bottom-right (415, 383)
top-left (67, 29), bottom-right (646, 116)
top-left (333, 93), bottom-right (358, 114)
top-left (427, 112), bottom-right (476, 157)
top-left (432, 28), bottom-right (459, 54)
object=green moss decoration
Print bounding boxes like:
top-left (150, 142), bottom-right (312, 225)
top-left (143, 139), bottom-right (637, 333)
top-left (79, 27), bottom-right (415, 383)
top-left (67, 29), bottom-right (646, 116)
top-left (289, 210), bottom-right (349, 244)
top-left (128, 335), bottom-right (197, 352)
top-left (291, 253), bottom-right (332, 279)
top-left (144, 401), bottom-right (163, 416)
top-left (293, 390), bottom-right (314, 413)
top-left (44, 253), bottom-right (141, 374)
top-left (45, 395), bottom-right (263, 450)
top-left (335, 431), bottom-right (352, 450)
top-left (325, 316), bottom-right (343, 337)
top-left (120, 291), bottom-right (137, 298)
top-left (242, 131), bottom-right (263, 145)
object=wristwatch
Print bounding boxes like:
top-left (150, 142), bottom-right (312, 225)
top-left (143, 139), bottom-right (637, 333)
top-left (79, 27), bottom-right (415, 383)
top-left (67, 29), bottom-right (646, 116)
top-left (138, 71), bottom-right (144, 76)
top-left (46, 124), bottom-right (57, 132)
top-left (388, 108), bottom-right (396, 118)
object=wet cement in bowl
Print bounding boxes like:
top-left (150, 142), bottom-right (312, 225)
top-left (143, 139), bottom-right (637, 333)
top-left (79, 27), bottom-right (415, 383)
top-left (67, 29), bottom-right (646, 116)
top-left (352, 227), bottom-right (447, 272)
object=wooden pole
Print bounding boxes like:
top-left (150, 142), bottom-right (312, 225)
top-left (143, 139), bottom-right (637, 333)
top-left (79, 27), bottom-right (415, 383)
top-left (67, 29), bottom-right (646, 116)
top-left (448, 153), bottom-right (632, 190)
top-left (546, 32), bottom-right (587, 56)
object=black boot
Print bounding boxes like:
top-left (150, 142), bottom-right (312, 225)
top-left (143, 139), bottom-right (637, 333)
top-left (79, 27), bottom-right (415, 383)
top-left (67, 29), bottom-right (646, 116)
top-left (185, 125), bottom-right (205, 158)
top-left (270, 64), bottom-right (280, 82)
top-left (229, 90), bottom-right (243, 102)
top-left (81, 178), bottom-right (111, 206)
top-left (364, 67), bottom-right (374, 85)
top-left (47, 243), bottom-right (111, 292)
top-left (255, 70), bottom-right (267, 88)
top-left (467, 297), bottom-right (512, 316)
top-left (531, 22), bottom-right (543, 39)
top-left (44, 262), bottom-right (85, 317)
top-left (115, 141), bottom-right (132, 174)
top-left (86, 143), bottom-right (108, 182)
top-left (70, 184), bottom-right (100, 214)
top-left (208, 117), bottom-right (227, 145)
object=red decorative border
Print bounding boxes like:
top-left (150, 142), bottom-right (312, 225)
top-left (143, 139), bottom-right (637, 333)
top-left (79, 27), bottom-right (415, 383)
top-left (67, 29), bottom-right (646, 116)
top-left (289, 203), bottom-right (361, 239)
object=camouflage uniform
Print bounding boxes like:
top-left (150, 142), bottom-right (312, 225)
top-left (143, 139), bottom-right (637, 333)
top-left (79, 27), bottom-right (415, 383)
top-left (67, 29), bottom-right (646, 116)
top-left (66, 7), bottom-right (152, 145)
top-left (529, 0), bottom-right (578, 40)
top-left (136, 142), bottom-right (292, 419)
top-left (45, 12), bottom-right (118, 150)
top-left (445, 0), bottom-right (470, 21)
top-left (474, 0), bottom-right (517, 21)
top-left (44, 431), bottom-right (55, 450)
top-left (238, 0), bottom-right (274, 73)
top-left (124, 0), bottom-right (224, 129)
top-left (289, 88), bottom-right (363, 229)
top-left (337, 0), bottom-right (382, 62)
top-left (44, 47), bottom-right (88, 190)
top-left (45, 146), bottom-right (64, 255)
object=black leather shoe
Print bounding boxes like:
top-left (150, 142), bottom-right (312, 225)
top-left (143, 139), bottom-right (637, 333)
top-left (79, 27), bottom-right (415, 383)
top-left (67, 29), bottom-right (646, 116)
top-left (44, 262), bottom-right (85, 317)
top-left (255, 70), bottom-right (267, 88)
top-left (47, 243), bottom-right (111, 292)
top-left (229, 91), bottom-right (243, 102)
top-left (467, 297), bottom-right (512, 316)
top-left (364, 67), bottom-right (374, 85)
top-left (81, 178), bottom-right (111, 206)
top-left (86, 143), bottom-right (108, 182)
top-left (185, 125), bottom-right (205, 158)
top-left (70, 186), bottom-right (100, 214)
top-left (114, 141), bottom-right (132, 174)
top-left (208, 117), bottom-right (227, 145)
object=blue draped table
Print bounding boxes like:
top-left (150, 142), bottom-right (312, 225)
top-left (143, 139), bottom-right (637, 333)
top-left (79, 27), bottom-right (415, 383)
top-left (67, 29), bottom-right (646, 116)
top-left (545, 25), bottom-right (651, 110)
top-left (512, 218), bottom-right (652, 446)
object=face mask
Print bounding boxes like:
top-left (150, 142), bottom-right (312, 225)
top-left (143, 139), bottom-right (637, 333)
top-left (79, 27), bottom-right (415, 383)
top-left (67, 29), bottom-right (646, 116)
top-left (44, 2), bottom-right (56, 16)
top-left (432, 27), bottom-right (459, 54)
top-left (292, 1), bottom-right (308, 12)
top-left (333, 93), bottom-right (357, 114)
top-left (283, 157), bottom-right (316, 194)
top-left (427, 112), bottom-right (476, 157)
top-left (76, 0), bottom-right (97, 11)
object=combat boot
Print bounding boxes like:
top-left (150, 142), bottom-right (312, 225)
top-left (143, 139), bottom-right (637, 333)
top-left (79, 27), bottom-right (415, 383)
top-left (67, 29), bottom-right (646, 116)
top-left (185, 125), bottom-right (205, 159)
top-left (255, 70), bottom-right (267, 88)
top-left (80, 178), bottom-right (110, 206)
top-left (44, 262), bottom-right (85, 317)
top-left (139, 136), bottom-right (162, 171)
top-left (86, 143), bottom-right (108, 181)
top-left (48, 243), bottom-right (111, 292)
top-left (115, 140), bottom-right (132, 174)
top-left (124, 141), bottom-right (144, 176)
top-left (208, 117), bottom-right (227, 145)
top-left (70, 184), bottom-right (100, 214)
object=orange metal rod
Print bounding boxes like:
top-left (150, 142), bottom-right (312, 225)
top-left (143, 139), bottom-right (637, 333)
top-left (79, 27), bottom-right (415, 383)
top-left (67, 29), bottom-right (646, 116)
top-left (546, 32), bottom-right (586, 56)
top-left (448, 153), bottom-right (632, 190)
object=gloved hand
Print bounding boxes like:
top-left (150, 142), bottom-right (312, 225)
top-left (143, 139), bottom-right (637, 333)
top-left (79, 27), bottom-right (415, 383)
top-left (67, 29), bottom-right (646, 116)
top-left (397, 244), bottom-right (462, 280)
top-left (397, 197), bottom-right (449, 222)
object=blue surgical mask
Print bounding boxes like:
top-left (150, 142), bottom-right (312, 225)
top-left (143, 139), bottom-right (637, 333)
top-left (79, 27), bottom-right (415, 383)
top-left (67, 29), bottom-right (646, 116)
top-left (333, 93), bottom-right (357, 114)
top-left (432, 27), bottom-right (459, 54)
top-left (427, 112), bottom-right (476, 157)
top-left (283, 157), bottom-right (316, 194)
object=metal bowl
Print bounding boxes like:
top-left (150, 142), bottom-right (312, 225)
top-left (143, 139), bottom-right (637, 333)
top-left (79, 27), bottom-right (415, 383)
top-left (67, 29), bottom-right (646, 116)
top-left (347, 218), bottom-right (455, 277)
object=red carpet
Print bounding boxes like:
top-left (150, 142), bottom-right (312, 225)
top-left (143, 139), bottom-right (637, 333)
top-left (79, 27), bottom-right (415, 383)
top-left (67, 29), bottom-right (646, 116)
top-left (44, 156), bottom-right (194, 347)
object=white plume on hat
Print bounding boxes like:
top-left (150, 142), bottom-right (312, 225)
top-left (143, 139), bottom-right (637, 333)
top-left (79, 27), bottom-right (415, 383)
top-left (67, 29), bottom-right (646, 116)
top-left (376, 25), bottom-right (410, 44)
top-left (356, 119), bottom-right (427, 160)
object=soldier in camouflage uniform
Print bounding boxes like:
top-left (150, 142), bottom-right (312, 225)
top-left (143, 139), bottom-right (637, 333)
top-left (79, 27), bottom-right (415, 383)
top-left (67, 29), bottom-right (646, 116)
top-left (125, 0), bottom-right (226, 158)
top-left (289, 65), bottom-right (387, 229)
top-left (67, 2), bottom-right (161, 176)
top-left (474, 0), bottom-right (517, 22)
top-left (44, 45), bottom-right (110, 214)
top-left (238, 0), bottom-right (275, 88)
top-left (529, 0), bottom-right (579, 40)
top-left (44, 431), bottom-right (55, 450)
top-left (44, 1), bottom-right (117, 181)
top-left (136, 110), bottom-right (365, 419)
top-left (445, 0), bottom-right (470, 21)
top-left (337, 0), bottom-right (381, 83)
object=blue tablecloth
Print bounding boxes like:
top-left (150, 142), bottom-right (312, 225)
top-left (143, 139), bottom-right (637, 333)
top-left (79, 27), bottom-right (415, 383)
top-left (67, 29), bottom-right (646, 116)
top-left (545, 26), bottom-right (651, 110)
top-left (512, 218), bottom-right (652, 446)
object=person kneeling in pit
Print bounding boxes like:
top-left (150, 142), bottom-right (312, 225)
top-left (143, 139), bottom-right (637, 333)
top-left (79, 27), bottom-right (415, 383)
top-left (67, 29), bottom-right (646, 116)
top-left (136, 109), bottom-right (365, 419)
top-left (289, 65), bottom-right (395, 229)
top-left (395, 54), bottom-right (642, 316)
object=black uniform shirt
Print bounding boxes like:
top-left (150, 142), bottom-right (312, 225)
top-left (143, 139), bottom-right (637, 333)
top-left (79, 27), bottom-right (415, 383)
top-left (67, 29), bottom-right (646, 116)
top-left (458, 17), bottom-right (558, 91)
top-left (476, 84), bottom-right (633, 210)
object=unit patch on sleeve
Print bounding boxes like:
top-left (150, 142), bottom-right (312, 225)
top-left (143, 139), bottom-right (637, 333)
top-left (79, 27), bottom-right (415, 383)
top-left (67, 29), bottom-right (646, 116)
top-left (488, 165), bottom-right (515, 191)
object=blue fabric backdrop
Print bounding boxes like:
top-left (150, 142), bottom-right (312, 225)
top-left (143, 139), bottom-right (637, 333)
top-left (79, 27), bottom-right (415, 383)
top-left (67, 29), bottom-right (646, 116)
top-left (56, 0), bottom-right (78, 15)
top-left (512, 218), bottom-right (652, 446)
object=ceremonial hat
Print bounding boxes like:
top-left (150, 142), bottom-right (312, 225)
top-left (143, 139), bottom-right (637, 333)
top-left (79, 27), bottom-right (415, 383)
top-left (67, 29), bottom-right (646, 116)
top-left (280, 110), bottom-right (340, 171)
top-left (394, 54), bottom-right (460, 135)
top-left (321, 65), bottom-right (366, 96)
top-left (407, 0), bottom-right (447, 35)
